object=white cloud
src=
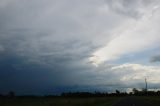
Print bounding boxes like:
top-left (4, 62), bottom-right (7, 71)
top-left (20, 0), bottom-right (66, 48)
top-left (86, 63), bottom-right (160, 89)
top-left (90, 1), bottom-right (160, 66)
top-left (111, 63), bottom-right (160, 84)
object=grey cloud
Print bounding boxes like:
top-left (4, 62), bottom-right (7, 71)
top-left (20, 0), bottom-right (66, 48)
top-left (0, 0), bottom-right (124, 68)
top-left (106, 0), bottom-right (159, 19)
top-left (0, 0), bottom-right (160, 94)
top-left (150, 55), bottom-right (160, 62)
top-left (0, 45), bottom-right (4, 52)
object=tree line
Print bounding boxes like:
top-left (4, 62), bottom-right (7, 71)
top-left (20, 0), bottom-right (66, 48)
top-left (1, 88), bottom-right (160, 98)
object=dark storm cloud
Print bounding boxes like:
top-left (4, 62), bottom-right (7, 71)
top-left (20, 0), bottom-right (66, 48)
top-left (0, 0), bottom-right (160, 95)
top-left (0, 33), bottom-right (97, 94)
top-left (0, 28), bottom-right (103, 95)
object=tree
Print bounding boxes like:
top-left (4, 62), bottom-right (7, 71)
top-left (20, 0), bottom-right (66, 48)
top-left (8, 91), bottom-right (15, 98)
top-left (116, 90), bottom-right (120, 94)
top-left (132, 88), bottom-right (138, 94)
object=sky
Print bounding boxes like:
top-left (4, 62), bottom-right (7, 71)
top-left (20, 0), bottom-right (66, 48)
top-left (1, 0), bottom-right (160, 95)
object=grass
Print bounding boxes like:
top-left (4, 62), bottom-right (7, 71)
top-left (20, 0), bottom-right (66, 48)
top-left (136, 96), bottom-right (160, 106)
top-left (2, 96), bottom-right (160, 106)
top-left (0, 97), bottom-right (121, 106)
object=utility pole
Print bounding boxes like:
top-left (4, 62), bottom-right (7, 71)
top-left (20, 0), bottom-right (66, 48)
top-left (145, 78), bottom-right (148, 91)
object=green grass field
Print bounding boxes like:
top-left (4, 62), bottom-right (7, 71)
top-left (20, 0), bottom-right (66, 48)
top-left (0, 97), bottom-right (121, 106)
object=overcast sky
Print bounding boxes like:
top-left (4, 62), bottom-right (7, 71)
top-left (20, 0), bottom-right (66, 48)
top-left (1, 0), bottom-right (160, 95)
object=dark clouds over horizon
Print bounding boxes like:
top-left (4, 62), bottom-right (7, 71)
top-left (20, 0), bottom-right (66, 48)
top-left (1, 0), bottom-right (160, 95)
